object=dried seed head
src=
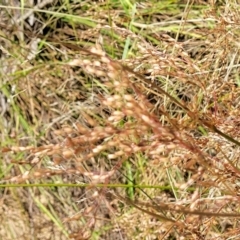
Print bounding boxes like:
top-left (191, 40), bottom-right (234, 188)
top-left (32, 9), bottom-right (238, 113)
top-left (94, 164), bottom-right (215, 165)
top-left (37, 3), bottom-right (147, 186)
top-left (93, 60), bottom-right (101, 67)
top-left (82, 59), bottom-right (91, 65)
top-left (101, 56), bottom-right (110, 63)
top-left (62, 149), bottom-right (74, 158)
top-left (31, 157), bottom-right (40, 164)
top-left (107, 71), bottom-right (117, 79)
top-left (95, 70), bottom-right (105, 77)
top-left (124, 94), bottom-right (134, 101)
top-left (92, 145), bottom-right (105, 153)
top-left (90, 47), bottom-right (105, 56)
top-left (126, 102), bottom-right (135, 108)
top-left (62, 127), bottom-right (74, 134)
top-left (75, 123), bottom-right (89, 134)
top-left (68, 59), bottom-right (82, 66)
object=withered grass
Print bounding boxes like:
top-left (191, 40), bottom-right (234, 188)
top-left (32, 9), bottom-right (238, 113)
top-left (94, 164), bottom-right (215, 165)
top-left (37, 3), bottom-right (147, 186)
top-left (1, 0), bottom-right (240, 239)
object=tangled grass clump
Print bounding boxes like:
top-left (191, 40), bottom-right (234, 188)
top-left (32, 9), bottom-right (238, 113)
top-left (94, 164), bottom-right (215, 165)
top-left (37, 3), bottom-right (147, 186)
top-left (1, 0), bottom-right (240, 239)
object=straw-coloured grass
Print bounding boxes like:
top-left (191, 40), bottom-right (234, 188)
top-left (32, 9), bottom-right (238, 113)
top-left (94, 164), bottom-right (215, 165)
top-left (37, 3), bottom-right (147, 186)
top-left (1, 0), bottom-right (240, 239)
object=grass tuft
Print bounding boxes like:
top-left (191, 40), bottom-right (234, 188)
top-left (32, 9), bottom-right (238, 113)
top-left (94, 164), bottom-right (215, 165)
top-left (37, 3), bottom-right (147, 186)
top-left (1, 0), bottom-right (240, 239)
